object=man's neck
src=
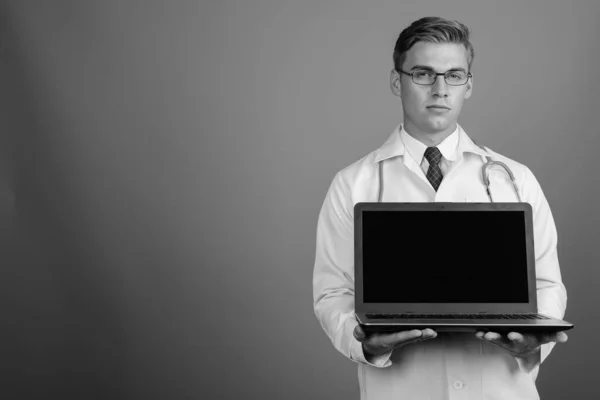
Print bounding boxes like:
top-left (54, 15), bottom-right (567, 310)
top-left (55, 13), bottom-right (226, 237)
top-left (403, 122), bottom-right (457, 147)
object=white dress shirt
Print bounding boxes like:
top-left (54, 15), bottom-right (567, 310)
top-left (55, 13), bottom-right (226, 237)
top-left (313, 124), bottom-right (567, 400)
top-left (401, 124), bottom-right (459, 177)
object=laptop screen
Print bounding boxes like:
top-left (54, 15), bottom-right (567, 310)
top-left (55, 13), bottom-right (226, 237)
top-left (361, 210), bottom-right (529, 303)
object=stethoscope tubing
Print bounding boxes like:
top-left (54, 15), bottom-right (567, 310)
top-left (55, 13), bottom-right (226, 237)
top-left (481, 159), bottom-right (523, 202)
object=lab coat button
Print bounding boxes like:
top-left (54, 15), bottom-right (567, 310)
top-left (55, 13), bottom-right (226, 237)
top-left (453, 380), bottom-right (464, 390)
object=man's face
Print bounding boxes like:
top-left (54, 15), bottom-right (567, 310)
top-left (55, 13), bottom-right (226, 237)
top-left (391, 42), bottom-right (473, 135)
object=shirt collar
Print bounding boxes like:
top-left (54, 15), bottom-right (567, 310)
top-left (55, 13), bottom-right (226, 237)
top-left (400, 125), bottom-right (460, 164)
top-left (374, 124), bottom-right (490, 163)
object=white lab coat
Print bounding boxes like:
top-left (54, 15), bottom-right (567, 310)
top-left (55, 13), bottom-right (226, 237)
top-left (313, 124), bottom-right (567, 400)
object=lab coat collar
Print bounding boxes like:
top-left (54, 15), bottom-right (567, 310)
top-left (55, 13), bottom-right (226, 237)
top-left (373, 125), bottom-right (405, 163)
top-left (456, 125), bottom-right (491, 159)
top-left (374, 124), bottom-right (490, 164)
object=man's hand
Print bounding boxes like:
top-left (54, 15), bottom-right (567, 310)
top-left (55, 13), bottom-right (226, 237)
top-left (475, 330), bottom-right (568, 359)
top-left (353, 325), bottom-right (437, 357)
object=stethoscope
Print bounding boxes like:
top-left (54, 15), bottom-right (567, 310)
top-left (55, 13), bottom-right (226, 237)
top-left (377, 146), bottom-right (523, 203)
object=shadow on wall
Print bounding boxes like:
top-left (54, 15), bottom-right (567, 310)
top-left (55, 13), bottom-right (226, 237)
top-left (1, 20), bottom-right (128, 399)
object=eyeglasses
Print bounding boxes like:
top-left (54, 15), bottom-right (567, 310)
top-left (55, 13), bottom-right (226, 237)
top-left (398, 68), bottom-right (472, 86)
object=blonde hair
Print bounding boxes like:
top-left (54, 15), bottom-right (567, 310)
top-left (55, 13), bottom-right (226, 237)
top-left (393, 17), bottom-right (475, 71)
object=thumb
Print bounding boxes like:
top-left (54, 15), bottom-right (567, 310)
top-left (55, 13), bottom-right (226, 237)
top-left (354, 325), bottom-right (366, 341)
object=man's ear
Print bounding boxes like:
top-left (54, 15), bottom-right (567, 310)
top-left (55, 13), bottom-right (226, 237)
top-left (390, 69), bottom-right (401, 97)
top-left (464, 75), bottom-right (473, 99)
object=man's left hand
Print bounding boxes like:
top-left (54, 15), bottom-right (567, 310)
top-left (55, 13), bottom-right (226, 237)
top-left (475, 331), bottom-right (568, 359)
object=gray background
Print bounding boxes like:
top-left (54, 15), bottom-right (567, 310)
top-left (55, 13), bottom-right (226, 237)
top-left (1, 0), bottom-right (597, 399)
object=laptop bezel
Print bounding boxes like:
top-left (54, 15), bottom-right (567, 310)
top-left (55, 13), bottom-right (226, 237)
top-left (354, 202), bottom-right (537, 314)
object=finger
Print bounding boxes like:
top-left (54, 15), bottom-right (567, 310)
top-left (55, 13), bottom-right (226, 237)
top-left (411, 329), bottom-right (437, 344)
top-left (512, 331), bottom-right (567, 347)
top-left (398, 329), bottom-right (439, 346)
top-left (353, 325), bottom-right (366, 342)
top-left (361, 329), bottom-right (420, 348)
top-left (362, 328), bottom-right (439, 350)
top-left (483, 331), bottom-right (502, 341)
top-left (390, 329), bottom-right (424, 345)
top-left (421, 328), bottom-right (438, 339)
top-left (555, 331), bottom-right (569, 343)
top-left (506, 332), bottom-right (540, 352)
top-left (536, 331), bottom-right (569, 345)
top-left (372, 329), bottom-right (423, 348)
top-left (482, 331), bottom-right (514, 348)
top-left (507, 331), bottom-right (526, 344)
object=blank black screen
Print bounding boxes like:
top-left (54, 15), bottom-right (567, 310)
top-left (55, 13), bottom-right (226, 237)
top-left (361, 210), bottom-right (529, 303)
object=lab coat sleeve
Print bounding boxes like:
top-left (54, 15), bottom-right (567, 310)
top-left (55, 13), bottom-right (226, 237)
top-left (516, 165), bottom-right (568, 375)
top-left (313, 171), bottom-right (393, 368)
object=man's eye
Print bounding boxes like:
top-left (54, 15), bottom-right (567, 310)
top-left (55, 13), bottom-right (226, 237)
top-left (448, 72), bottom-right (465, 80)
top-left (414, 71), bottom-right (432, 78)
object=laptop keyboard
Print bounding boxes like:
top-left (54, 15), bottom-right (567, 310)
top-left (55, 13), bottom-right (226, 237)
top-left (365, 313), bottom-right (550, 320)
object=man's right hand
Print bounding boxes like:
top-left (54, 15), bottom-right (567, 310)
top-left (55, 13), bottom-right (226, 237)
top-left (353, 325), bottom-right (438, 357)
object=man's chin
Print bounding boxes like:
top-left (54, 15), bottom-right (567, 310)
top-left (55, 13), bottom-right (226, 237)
top-left (421, 118), bottom-right (455, 134)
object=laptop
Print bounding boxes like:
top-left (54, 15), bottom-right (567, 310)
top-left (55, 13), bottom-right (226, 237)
top-left (354, 202), bottom-right (573, 335)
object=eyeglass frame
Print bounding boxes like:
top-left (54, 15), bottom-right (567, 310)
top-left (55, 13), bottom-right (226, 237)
top-left (397, 68), bottom-right (473, 86)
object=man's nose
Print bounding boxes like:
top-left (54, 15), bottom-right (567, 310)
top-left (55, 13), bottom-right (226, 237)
top-left (432, 75), bottom-right (448, 97)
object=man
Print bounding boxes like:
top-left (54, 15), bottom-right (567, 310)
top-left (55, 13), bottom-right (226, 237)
top-left (313, 17), bottom-right (568, 399)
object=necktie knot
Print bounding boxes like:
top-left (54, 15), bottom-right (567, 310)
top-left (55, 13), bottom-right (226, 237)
top-left (424, 146), bottom-right (442, 165)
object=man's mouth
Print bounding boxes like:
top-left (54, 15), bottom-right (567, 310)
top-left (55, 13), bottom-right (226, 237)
top-left (427, 105), bottom-right (451, 110)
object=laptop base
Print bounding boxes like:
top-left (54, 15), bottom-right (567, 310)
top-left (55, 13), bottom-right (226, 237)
top-left (359, 320), bottom-right (573, 335)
